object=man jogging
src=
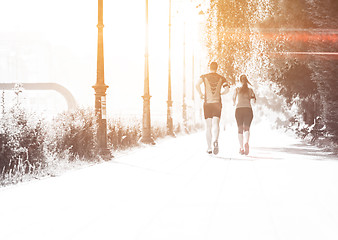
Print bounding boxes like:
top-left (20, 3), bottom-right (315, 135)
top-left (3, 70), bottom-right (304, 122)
top-left (196, 62), bottom-right (230, 154)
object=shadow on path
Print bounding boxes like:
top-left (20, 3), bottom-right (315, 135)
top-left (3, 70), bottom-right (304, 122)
top-left (254, 142), bottom-right (337, 160)
top-left (212, 155), bottom-right (283, 161)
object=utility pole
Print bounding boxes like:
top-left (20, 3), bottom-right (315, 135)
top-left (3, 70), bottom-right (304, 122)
top-left (93, 0), bottom-right (110, 156)
top-left (140, 0), bottom-right (155, 144)
top-left (167, 0), bottom-right (174, 136)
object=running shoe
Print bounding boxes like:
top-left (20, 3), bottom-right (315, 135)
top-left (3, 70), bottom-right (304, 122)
top-left (213, 141), bottom-right (219, 155)
top-left (244, 143), bottom-right (249, 155)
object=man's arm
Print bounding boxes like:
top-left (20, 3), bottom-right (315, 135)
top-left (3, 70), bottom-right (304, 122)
top-left (195, 77), bottom-right (204, 100)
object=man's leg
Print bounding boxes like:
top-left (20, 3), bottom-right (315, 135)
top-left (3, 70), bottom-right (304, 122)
top-left (206, 118), bottom-right (212, 153)
top-left (212, 117), bottom-right (220, 154)
top-left (212, 117), bottom-right (220, 142)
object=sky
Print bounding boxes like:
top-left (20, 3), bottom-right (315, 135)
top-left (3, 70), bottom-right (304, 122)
top-left (0, 0), bottom-right (207, 120)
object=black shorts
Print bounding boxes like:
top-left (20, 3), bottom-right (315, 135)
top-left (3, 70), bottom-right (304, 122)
top-left (204, 102), bottom-right (222, 119)
top-left (235, 107), bottom-right (253, 128)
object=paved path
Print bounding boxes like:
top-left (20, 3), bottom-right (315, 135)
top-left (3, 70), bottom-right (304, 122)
top-left (0, 128), bottom-right (337, 240)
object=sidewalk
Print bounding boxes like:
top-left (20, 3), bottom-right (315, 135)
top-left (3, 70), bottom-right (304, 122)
top-left (0, 128), bottom-right (337, 240)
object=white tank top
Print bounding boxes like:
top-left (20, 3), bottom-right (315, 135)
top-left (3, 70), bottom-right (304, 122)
top-left (235, 87), bottom-right (255, 108)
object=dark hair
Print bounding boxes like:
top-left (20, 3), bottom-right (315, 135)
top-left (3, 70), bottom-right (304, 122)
top-left (239, 74), bottom-right (250, 94)
top-left (210, 62), bottom-right (218, 71)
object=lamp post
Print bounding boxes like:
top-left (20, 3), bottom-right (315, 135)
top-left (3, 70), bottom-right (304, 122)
top-left (182, 21), bottom-right (187, 132)
top-left (93, 0), bottom-right (110, 155)
top-left (140, 0), bottom-right (155, 144)
top-left (191, 49), bottom-right (195, 124)
top-left (167, 0), bottom-right (174, 136)
top-left (192, 52), bottom-right (195, 102)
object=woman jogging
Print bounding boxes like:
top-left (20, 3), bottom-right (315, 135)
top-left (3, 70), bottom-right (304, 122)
top-left (232, 75), bottom-right (256, 155)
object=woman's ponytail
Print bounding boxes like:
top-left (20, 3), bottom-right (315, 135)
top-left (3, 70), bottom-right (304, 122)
top-left (239, 75), bottom-right (250, 94)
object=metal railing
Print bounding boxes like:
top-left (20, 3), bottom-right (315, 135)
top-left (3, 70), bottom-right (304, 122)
top-left (0, 83), bottom-right (76, 110)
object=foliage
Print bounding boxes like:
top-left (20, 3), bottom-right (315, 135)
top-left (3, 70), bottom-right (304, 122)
top-left (205, 0), bottom-right (338, 145)
top-left (46, 108), bottom-right (99, 161)
top-left (107, 117), bottom-right (141, 150)
top-left (0, 102), bottom-right (46, 185)
top-left (107, 118), bottom-right (189, 150)
top-left (0, 95), bottom-right (195, 186)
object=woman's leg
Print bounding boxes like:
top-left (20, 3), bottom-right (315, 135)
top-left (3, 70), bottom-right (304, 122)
top-left (238, 128), bottom-right (244, 153)
top-left (243, 108), bottom-right (253, 155)
top-left (235, 108), bottom-right (244, 152)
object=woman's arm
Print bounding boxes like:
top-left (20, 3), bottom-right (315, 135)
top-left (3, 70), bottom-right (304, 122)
top-left (232, 88), bottom-right (237, 106)
top-left (251, 89), bottom-right (256, 103)
top-left (221, 78), bottom-right (230, 95)
top-left (221, 85), bottom-right (230, 95)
